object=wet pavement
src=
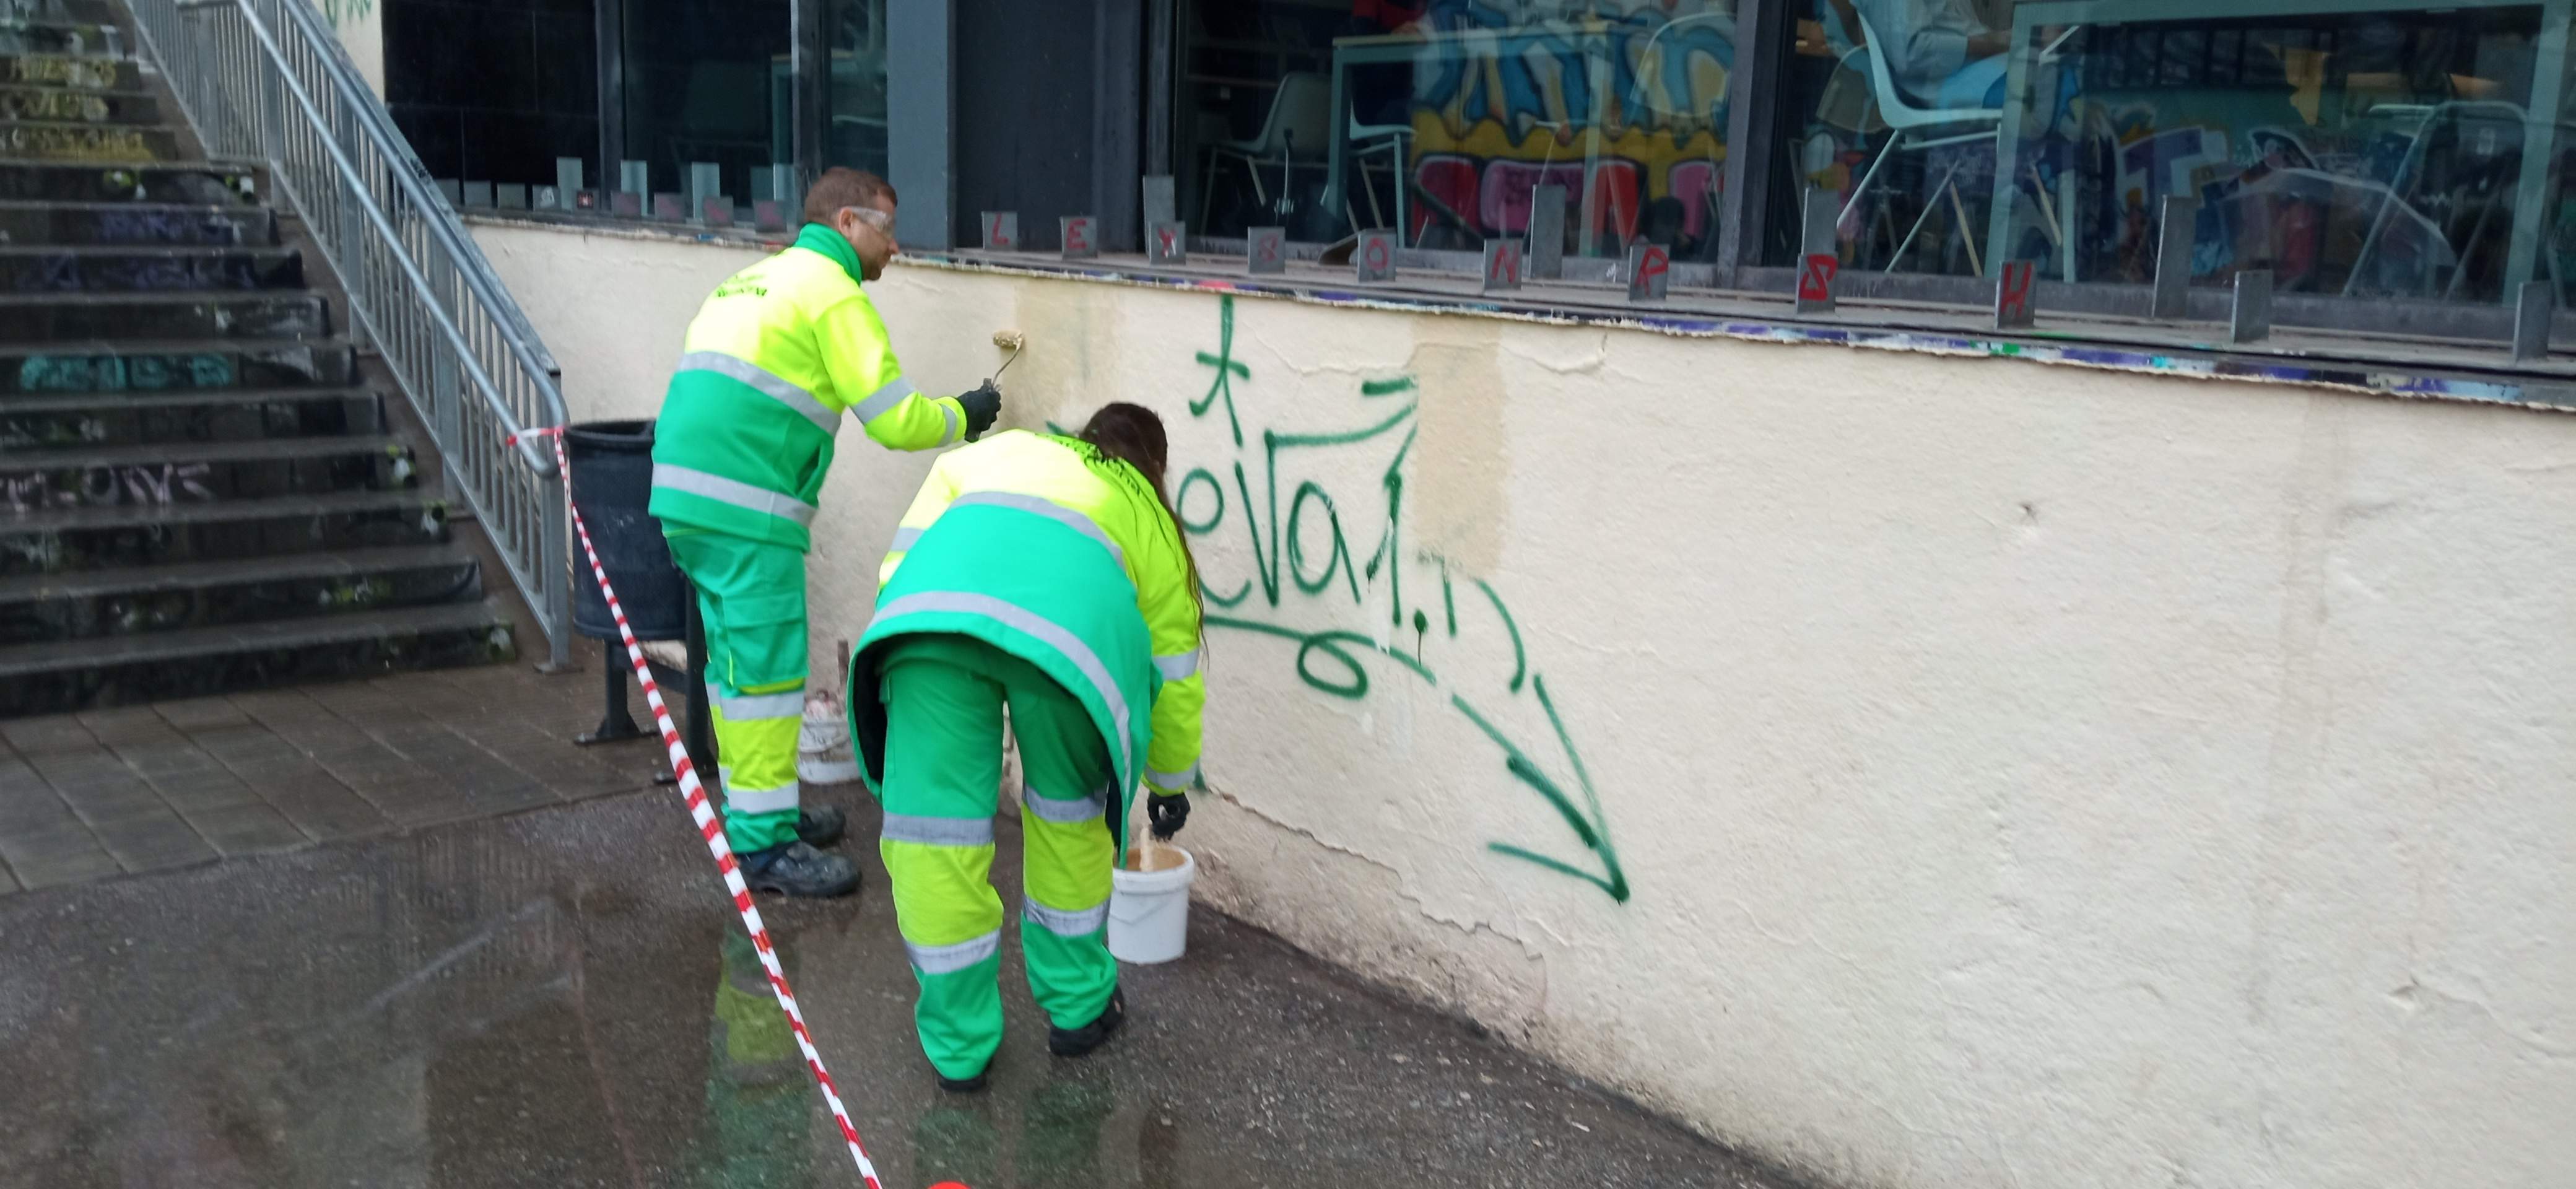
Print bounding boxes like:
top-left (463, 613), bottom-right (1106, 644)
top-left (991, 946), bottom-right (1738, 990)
top-left (0, 777), bottom-right (1806, 1188)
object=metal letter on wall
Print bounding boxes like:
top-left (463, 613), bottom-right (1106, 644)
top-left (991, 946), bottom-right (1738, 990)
top-left (1995, 260), bottom-right (2036, 329)
top-left (1626, 243), bottom-right (1669, 303)
top-left (753, 200), bottom-right (788, 232)
top-left (652, 193), bottom-right (685, 222)
top-left (2151, 196), bottom-right (2198, 320)
top-left (1482, 238), bottom-right (1522, 293)
top-left (554, 157), bottom-right (584, 204)
top-left (611, 191), bottom-right (643, 218)
top-left (1061, 216), bottom-right (1098, 259)
top-left (981, 211), bottom-right (1018, 251)
top-left (1146, 220), bottom-right (1186, 266)
top-left (1528, 185), bottom-right (1567, 280)
top-left (1247, 225), bottom-right (1286, 275)
top-left (702, 196), bottom-right (735, 228)
top-left (1355, 229), bottom-right (1396, 282)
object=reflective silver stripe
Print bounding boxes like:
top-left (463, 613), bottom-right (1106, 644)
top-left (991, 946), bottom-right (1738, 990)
top-left (851, 377), bottom-right (919, 422)
top-left (948, 492), bottom-right (1123, 569)
top-left (938, 401), bottom-right (962, 446)
top-left (651, 463), bottom-right (819, 527)
top-left (725, 780), bottom-right (799, 814)
top-left (678, 351), bottom-right (836, 435)
top-left (717, 690), bottom-right (804, 721)
top-left (1023, 897), bottom-right (1110, 938)
top-left (881, 813), bottom-right (997, 847)
top-left (1154, 649), bottom-right (1200, 681)
top-left (869, 592), bottom-right (1133, 785)
top-left (905, 931), bottom-right (1001, 975)
top-left (1146, 764), bottom-right (1199, 790)
top-left (887, 526), bottom-right (921, 554)
top-left (1022, 783), bottom-right (1106, 824)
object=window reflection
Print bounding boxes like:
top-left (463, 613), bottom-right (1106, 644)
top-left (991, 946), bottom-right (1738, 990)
top-left (1776, 1), bottom-right (2564, 308)
top-left (1177, 1), bottom-right (1736, 256)
top-left (622, 0), bottom-right (790, 202)
top-left (1997, 5), bottom-right (2549, 306)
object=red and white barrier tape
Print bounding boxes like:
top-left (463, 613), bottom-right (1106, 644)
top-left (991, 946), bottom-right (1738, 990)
top-left (515, 426), bottom-right (885, 1188)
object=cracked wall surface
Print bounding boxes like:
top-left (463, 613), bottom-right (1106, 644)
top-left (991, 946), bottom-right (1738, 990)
top-left (476, 221), bottom-right (2576, 1189)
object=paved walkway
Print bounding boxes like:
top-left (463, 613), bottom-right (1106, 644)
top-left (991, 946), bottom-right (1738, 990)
top-left (0, 664), bottom-right (674, 892)
top-left (0, 666), bottom-right (1814, 1188)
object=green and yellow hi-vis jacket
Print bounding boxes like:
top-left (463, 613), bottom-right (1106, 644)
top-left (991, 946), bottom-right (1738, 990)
top-left (850, 430), bottom-right (1206, 842)
top-left (650, 223), bottom-right (965, 551)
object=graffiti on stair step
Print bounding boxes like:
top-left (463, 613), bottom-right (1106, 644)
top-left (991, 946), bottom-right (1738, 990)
top-left (7, 54), bottom-right (115, 89)
top-left (16, 251), bottom-right (261, 290)
top-left (19, 352), bottom-right (237, 391)
top-left (0, 89), bottom-right (110, 123)
top-left (0, 413), bottom-right (104, 448)
top-left (92, 207), bottom-right (245, 245)
top-left (4, 462), bottom-right (214, 511)
top-left (0, 124), bottom-right (154, 162)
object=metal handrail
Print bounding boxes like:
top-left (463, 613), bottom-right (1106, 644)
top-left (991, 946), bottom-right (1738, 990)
top-left (128, 0), bottom-right (573, 667)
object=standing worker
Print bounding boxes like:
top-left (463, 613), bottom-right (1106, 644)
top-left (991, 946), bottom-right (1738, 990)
top-left (651, 167), bottom-right (1002, 899)
top-left (846, 404), bottom-right (1204, 1091)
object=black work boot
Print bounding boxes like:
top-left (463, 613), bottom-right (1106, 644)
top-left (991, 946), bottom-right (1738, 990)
top-left (795, 804), bottom-right (846, 848)
top-left (936, 1061), bottom-right (991, 1094)
top-left (739, 841), bottom-right (859, 898)
top-left (1047, 988), bottom-right (1125, 1057)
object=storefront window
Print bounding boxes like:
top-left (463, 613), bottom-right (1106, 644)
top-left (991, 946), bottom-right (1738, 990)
top-left (1772, 0), bottom-right (2564, 309)
top-left (622, 0), bottom-right (790, 201)
top-left (384, 0), bottom-right (599, 186)
top-left (1992, 2), bottom-right (2552, 306)
top-left (824, 0), bottom-right (891, 176)
top-left (1177, 1), bottom-right (1737, 256)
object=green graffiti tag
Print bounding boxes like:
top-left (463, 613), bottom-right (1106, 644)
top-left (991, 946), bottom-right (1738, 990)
top-left (1180, 295), bottom-right (1627, 903)
top-left (1192, 295), bottom-right (1250, 446)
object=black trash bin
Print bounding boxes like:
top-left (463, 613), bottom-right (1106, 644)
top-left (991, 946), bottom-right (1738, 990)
top-left (563, 418), bottom-right (710, 765)
top-left (566, 419), bottom-right (689, 642)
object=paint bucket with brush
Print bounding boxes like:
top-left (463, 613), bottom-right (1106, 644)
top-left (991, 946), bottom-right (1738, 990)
top-left (1108, 835), bottom-right (1194, 964)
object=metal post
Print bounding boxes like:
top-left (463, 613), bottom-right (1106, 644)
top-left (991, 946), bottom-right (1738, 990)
top-left (555, 157), bottom-right (585, 207)
top-left (2513, 280), bottom-right (2554, 362)
top-left (1716, 0), bottom-right (1790, 282)
top-left (688, 162), bottom-right (721, 224)
top-left (1528, 185), bottom-right (1567, 280)
top-left (2151, 196), bottom-right (2198, 321)
top-left (1796, 186), bottom-right (1838, 314)
top-left (2230, 269), bottom-right (2273, 344)
top-left (1141, 175), bottom-right (1175, 242)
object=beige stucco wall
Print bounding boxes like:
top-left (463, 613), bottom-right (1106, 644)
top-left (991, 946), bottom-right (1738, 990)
top-left (324, 1), bottom-right (385, 99)
top-left (471, 220), bottom-right (2576, 1189)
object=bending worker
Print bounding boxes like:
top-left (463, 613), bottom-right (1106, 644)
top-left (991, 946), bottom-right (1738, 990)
top-left (846, 403), bottom-right (1204, 1091)
top-left (651, 167), bottom-right (1001, 899)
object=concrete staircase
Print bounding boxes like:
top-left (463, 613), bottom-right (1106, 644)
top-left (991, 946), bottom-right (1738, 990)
top-left (0, 4), bottom-right (517, 717)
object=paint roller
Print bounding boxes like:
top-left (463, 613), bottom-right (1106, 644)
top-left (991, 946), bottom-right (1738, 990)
top-left (989, 329), bottom-right (1024, 383)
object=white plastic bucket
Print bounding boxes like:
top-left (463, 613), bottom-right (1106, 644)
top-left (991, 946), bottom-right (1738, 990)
top-left (1107, 843), bottom-right (1195, 964)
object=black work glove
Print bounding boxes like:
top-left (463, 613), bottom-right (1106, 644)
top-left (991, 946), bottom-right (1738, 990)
top-left (957, 381), bottom-right (1001, 441)
top-left (1146, 792), bottom-right (1190, 840)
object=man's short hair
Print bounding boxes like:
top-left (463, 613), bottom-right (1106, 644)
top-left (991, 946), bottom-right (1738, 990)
top-left (803, 167), bottom-right (898, 225)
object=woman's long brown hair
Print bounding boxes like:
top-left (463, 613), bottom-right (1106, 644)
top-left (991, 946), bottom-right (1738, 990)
top-left (1077, 403), bottom-right (1204, 627)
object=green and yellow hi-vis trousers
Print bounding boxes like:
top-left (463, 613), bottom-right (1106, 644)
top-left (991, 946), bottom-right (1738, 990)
top-left (666, 531), bottom-right (808, 855)
top-left (874, 634), bottom-right (1120, 1081)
